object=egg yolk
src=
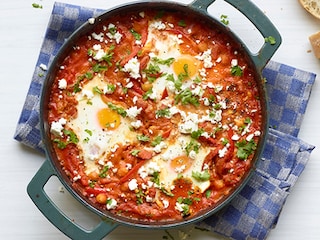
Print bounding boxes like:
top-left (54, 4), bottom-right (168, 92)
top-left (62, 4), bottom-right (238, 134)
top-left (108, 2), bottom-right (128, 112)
top-left (97, 108), bottom-right (121, 129)
top-left (170, 155), bottom-right (192, 173)
top-left (173, 56), bottom-right (198, 77)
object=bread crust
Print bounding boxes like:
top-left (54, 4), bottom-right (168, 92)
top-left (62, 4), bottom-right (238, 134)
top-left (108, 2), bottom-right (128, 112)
top-left (309, 31), bottom-right (320, 58)
top-left (299, 0), bottom-right (320, 19)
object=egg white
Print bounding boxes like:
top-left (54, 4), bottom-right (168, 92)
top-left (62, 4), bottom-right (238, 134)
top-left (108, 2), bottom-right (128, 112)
top-left (152, 135), bottom-right (211, 193)
top-left (67, 76), bottom-right (136, 175)
top-left (144, 23), bottom-right (200, 101)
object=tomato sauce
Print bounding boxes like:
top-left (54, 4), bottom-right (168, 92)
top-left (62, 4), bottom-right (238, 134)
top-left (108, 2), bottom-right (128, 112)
top-left (47, 9), bottom-right (263, 223)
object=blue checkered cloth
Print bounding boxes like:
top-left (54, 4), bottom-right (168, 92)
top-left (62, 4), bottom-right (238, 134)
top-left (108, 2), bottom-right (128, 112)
top-left (14, 2), bottom-right (316, 239)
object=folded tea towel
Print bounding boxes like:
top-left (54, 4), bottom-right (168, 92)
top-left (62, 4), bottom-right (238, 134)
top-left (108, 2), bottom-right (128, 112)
top-left (14, 2), bottom-right (316, 240)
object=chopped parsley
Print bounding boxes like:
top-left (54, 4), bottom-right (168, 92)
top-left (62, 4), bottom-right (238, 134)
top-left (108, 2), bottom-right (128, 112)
top-left (175, 88), bottom-right (200, 107)
top-left (265, 36), bottom-right (276, 45)
top-left (235, 139), bottom-right (257, 160)
top-left (99, 165), bottom-right (110, 178)
top-left (92, 86), bottom-right (102, 94)
top-left (131, 149), bottom-right (141, 157)
top-left (192, 170), bottom-right (210, 181)
top-left (130, 29), bottom-right (142, 40)
top-left (137, 134), bottom-right (150, 142)
top-left (143, 63), bottom-right (162, 82)
top-left (178, 20), bottom-right (187, 27)
top-left (185, 139), bottom-right (200, 156)
top-left (151, 57), bottom-right (175, 66)
top-left (231, 65), bottom-right (243, 76)
top-left (92, 63), bottom-right (108, 73)
top-left (151, 171), bottom-right (160, 186)
top-left (107, 102), bottom-right (127, 117)
top-left (32, 3), bottom-right (43, 9)
top-left (155, 108), bottom-right (170, 118)
top-left (53, 129), bottom-right (79, 149)
top-left (166, 73), bottom-right (182, 91)
top-left (135, 189), bottom-right (145, 205)
top-left (205, 189), bottom-right (212, 198)
top-left (220, 14), bottom-right (229, 25)
top-left (191, 129), bottom-right (204, 139)
top-left (151, 136), bottom-right (163, 147)
top-left (142, 88), bottom-right (154, 100)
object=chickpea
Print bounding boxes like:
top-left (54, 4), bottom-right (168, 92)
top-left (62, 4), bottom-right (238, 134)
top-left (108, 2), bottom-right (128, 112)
top-left (96, 193), bottom-right (107, 204)
top-left (141, 82), bottom-right (153, 91)
top-left (213, 179), bottom-right (225, 189)
top-left (87, 171), bottom-right (99, 180)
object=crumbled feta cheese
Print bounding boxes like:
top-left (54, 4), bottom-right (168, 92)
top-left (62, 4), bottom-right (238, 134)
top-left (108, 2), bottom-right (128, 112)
top-left (106, 23), bottom-right (123, 44)
top-left (73, 174), bottom-right (81, 182)
top-left (123, 57), bottom-right (141, 79)
top-left (153, 141), bottom-right (167, 153)
top-left (191, 85), bottom-right (204, 97)
top-left (246, 133), bottom-right (254, 141)
top-left (39, 63), bottom-right (47, 71)
top-left (88, 17), bottom-right (95, 24)
top-left (150, 20), bottom-right (166, 30)
top-left (189, 150), bottom-right (197, 160)
top-left (50, 118), bottom-right (67, 137)
top-left (126, 106), bottom-right (142, 119)
top-left (128, 179), bottom-right (138, 191)
top-left (126, 163), bottom-right (132, 170)
top-left (175, 202), bottom-right (187, 212)
top-left (58, 78), bottom-right (67, 90)
top-left (146, 195), bottom-right (153, 202)
top-left (126, 81), bottom-right (134, 88)
top-left (199, 68), bottom-right (207, 78)
top-left (92, 32), bottom-right (104, 42)
top-left (196, 49), bottom-right (213, 68)
top-left (254, 130), bottom-right (261, 136)
top-left (132, 96), bottom-right (138, 104)
top-left (231, 134), bottom-right (240, 141)
top-left (162, 199), bottom-right (169, 209)
top-left (103, 85), bottom-right (115, 94)
top-left (219, 146), bottom-right (228, 158)
top-left (231, 59), bottom-right (238, 66)
top-left (81, 90), bottom-right (94, 100)
top-left (106, 198), bottom-right (118, 210)
top-left (175, 164), bottom-right (186, 173)
top-left (145, 161), bottom-right (161, 175)
top-left (179, 113), bottom-right (199, 134)
top-left (138, 166), bottom-right (149, 179)
top-left (131, 120), bottom-right (143, 129)
top-left (93, 49), bottom-right (106, 61)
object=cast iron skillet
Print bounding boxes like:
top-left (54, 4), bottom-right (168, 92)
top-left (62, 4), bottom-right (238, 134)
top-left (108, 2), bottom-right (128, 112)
top-left (27, 0), bottom-right (281, 239)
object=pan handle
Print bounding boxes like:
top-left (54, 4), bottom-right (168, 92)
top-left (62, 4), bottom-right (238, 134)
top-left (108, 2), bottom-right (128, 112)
top-left (27, 160), bottom-right (118, 240)
top-left (190, 0), bottom-right (281, 71)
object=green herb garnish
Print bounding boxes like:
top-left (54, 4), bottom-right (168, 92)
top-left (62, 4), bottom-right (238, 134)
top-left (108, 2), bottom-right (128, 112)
top-left (130, 29), bottom-right (142, 40)
top-left (231, 65), bottom-right (243, 76)
top-left (175, 88), bottom-right (199, 107)
top-left (151, 136), bottom-right (163, 147)
top-left (235, 139), bottom-right (257, 160)
top-left (220, 14), bottom-right (229, 25)
top-left (107, 102), bottom-right (127, 117)
top-left (137, 134), bottom-right (150, 142)
top-left (155, 108), bottom-right (170, 118)
top-left (99, 165), bottom-right (110, 178)
top-left (192, 170), bottom-right (210, 181)
top-left (265, 36), bottom-right (276, 45)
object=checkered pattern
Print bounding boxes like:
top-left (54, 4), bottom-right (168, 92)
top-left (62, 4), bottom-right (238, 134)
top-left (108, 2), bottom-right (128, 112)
top-left (14, 2), bottom-right (316, 239)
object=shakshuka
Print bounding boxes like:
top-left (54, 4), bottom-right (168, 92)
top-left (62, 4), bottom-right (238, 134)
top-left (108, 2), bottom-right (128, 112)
top-left (47, 9), bottom-right (263, 222)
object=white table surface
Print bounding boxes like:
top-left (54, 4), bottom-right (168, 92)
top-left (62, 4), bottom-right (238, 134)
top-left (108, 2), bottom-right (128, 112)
top-left (1, 0), bottom-right (319, 239)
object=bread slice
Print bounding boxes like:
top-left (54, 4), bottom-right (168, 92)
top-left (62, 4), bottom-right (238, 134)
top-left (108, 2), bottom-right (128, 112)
top-left (299, 0), bottom-right (320, 19)
top-left (309, 31), bottom-right (320, 58)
